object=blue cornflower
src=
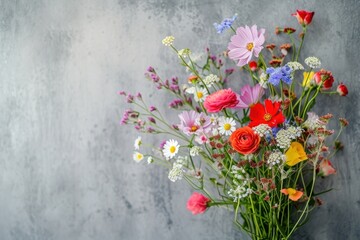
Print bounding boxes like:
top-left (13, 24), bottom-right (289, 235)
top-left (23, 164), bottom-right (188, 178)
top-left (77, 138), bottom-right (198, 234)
top-left (266, 65), bottom-right (293, 85)
top-left (213, 14), bottom-right (237, 34)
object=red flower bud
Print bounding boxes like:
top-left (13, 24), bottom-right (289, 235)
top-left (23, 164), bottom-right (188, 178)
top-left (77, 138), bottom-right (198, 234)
top-left (337, 83), bottom-right (348, 96)
top-left (249, 61), bottom-right (258, 71)
top-left (292, 10), bottom-right (315, 26)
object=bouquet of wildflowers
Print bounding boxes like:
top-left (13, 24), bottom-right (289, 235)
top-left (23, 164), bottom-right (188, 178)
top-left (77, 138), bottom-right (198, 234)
top-left (120, 9), bottom-right (349, 240)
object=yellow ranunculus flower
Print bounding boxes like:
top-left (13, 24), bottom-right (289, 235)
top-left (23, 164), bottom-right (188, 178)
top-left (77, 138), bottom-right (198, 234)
top-left (285, 142), bottom-right (308, 166)
top-left (302, 71), bottom-right (314, 87)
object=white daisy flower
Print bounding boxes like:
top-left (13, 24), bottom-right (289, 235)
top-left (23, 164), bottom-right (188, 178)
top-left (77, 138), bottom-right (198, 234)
top-left (134, 136), bottom-right (142, 150)
top-left (147, 156), bottom-right (154, 164)
top-left (133, 152), bottom-right (144, 162)
top-left (218, 117), bottom-right (236, 136)
top-left (162, 139), bottom-right (180, 160)
top-left (186, 87), bottom-right (208, 102)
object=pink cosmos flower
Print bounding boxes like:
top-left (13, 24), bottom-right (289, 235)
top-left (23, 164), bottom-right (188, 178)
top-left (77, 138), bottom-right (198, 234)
top-left (235, 84), bottom-right (265, 109)
top-left (318, 159), bottom-right (336, 176)
top-left (178, 111), bottom-right (211, 136)
top-left (186, 192), bottom-right (210, 215)
top-left (204, 89), bottom-right (239, 113)
top-left (228, 25), bottom-right (265, 67)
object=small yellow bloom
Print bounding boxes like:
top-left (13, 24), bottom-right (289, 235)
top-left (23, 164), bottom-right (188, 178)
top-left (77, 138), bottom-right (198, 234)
top-left (285, 142), bottom-right (308, 166)
top-left (302, 71), bottom-right (314, 87)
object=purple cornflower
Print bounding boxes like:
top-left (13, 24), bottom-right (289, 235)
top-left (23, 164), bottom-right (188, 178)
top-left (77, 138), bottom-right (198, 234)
top-left (214, 14), bottom-right (238, 34)
top-left (266, 65), bottom-right (293, 85)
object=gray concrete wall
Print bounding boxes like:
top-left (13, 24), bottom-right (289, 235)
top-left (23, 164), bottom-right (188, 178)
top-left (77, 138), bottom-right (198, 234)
top-left (0, 0), bottom-right (359, 239)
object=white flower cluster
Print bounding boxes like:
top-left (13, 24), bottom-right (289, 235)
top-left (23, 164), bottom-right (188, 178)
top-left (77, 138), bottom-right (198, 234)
top-left (189, 146), bottom-right (201, 157)
top-left (178, 48), bottom-right (191, 58)
top-left (304, 56), bottom-right (321, 68)
top-left (259, 72), bottom-right (268, 88)
top-left (162, 36), bottom-right (175, 46)
top-left (302, 112), bottom-right (323, 130)
top-left (168, 156), bottom-right (188, 182)
top-left (276, 126), bottom-right (303, 149)
top-left (252, 124), bottom-right (272, 138)
top-left (203, 74), bottom-right (220, 87)
top-left (267, 151), bottom-right (285, 168)
top-left (228, 166), bottom-right (252, 201)
top-left (287, 61), bottom-right (304, 71)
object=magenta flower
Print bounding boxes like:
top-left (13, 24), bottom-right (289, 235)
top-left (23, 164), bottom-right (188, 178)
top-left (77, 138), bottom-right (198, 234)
top-left (228, 25), bottom-right (265, 67)
top-left (178, 111), bottom-right (211, 136)
top-left (235, 84), bottom-right (265, 109)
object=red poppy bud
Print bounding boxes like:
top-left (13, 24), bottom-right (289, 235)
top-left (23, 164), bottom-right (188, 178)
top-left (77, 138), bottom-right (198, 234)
top-left (292, 10), bottom-right (315, 26)
top-left (337, 83), bottom-right (348, 96)
top-left (249, 61), bottom-right (258, 71)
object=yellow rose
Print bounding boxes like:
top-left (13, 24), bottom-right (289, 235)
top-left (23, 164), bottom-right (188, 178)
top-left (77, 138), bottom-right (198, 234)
top-left (302, 71), bottom-right (314, 88)
top-left (285, 142), bottom-right (308, 166)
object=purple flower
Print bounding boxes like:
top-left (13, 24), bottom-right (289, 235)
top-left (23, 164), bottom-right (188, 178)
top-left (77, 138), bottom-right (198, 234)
top-left (235, 84), bottom-right (265, 109)
top-left (149, 106), bottom-right (157, 112)
top-left (266, 65), bottom-right (293, 85)
top-left (214, 14), bottom-right (238, 34)
top-left (148, 117), bottom-right (156, 124)
top-left (178, 111), bottom-right (211, 136)
top-left (228, 25), bottom-right (265, 67)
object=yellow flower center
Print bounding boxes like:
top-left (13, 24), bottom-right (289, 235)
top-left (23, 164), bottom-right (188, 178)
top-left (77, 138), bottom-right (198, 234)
top-left (224, 123), bottom-right (231, 131)
top-left (196, 91), bottom-right (203, 99)
top-left (169, 146), bottom-right (176, 153)
top-left (136, 153), bottom-right (143, 160)
top-left (263, 113), bottom-right (272, 121)
top-left (287, 188), bottom-right (296, 195)
top-left (190, 125), bottom-right (199, 132)
top-left (246, 42), bottom-right (254, 51)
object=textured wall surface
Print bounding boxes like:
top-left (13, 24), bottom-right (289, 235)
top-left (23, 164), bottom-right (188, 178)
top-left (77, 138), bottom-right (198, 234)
top-left (0, 0), bottom-right (359, 239)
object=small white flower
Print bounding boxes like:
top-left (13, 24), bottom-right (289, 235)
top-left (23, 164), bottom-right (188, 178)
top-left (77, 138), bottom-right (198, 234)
top-left (276, 126), bottom-right (303, 149)
top-left (134, 136), bottom-right (142, 150)
top-left (259, 72), bottom-right (268, 89)
top-left (162, 36), bottom-right (175, 46)
top-left (133, 152), bottom-right (144, 162)
top-left (147, 156), bottom-right (154, 164)
top-left (304, 56), bottom-right (321, 68)
top-left (303, 112), bottom-right (323, 130)
top-left (252, 124), bottom-right (272, 138)
top-left (178, 48), bottom-right (191, 58)
top-left (203, 74), bottom-right (220, 87)
top-left (267, 151), bottom-right (285, 168)
top-left (190, 146), bottom-right (201, 157)
top-left (209, 114), bottom-right (218, 125)
top-left (186, 87), bottom-right (208, 102)
top-left (168, 163), bottom-right (183, 182)
top-left (287, 61), bottom-right (304, 71)
top-left (218, 117), bottom-right (236, 136)
top-left (162, 139), bottom-right (180, 160)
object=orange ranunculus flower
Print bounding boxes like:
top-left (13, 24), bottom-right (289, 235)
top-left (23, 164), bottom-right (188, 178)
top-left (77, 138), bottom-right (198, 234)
top-left (229, 126), bottom-right (260, 155)
top-left (285, 142), bottom-right (308, 166)
top-left (281, 188), bottom-right (303, 201)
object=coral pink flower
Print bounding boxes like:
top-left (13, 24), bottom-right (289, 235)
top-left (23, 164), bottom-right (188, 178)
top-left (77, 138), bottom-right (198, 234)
top-left (204, 89), bottom-right (239, 113)
top-left (281, 188), bottom-right (303, 201)
top-left (292, 10), bottom-right (315, 26)
top-left (314, 69), bottom-right (334, 90)
top-left (337, 83), bottom-right (348, 96)
top-left (318, 159), bottom-right (336, 176)
top-left (186, 192), bottom-right (210, 215)
top-left (235, 84), bottom-right (264, 109)
top-left (228, 25), bottom-right (265, 67)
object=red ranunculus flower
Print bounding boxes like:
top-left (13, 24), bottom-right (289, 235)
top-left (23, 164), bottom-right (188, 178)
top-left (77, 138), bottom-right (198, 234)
top-left (248, 99), bottom-right (285, 127)
top-left (314, 69), bottom-right (334, 90)
top-left (230, 126), bottom-right (260, 155)
top-left (337, 83), bottom-right (348, 96)
top-left (292, 10), bottom-right (315, 26)
top-left (186, 192), bottom-right (210, 215)
top-left (204, 89), bottom-right (239, 113)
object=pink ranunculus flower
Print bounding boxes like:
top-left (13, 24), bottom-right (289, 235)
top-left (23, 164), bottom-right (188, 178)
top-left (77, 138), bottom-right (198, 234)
top-left (318, 159), bottom-right (336, 176)
top-left (228, 25), bottom-right (265, 67)
top-left (235, 84), bottom-right (265, 109)
top-left (186, 192), bottom-right (210, 215)
top-left (204, 89), bottom-right (239, 113)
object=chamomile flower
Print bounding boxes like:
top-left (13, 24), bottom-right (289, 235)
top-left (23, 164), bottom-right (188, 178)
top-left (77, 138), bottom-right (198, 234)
top-left (162, 139), bottom-right (180, 160)
top-left (218, 117), bottom-right (236, 136)
top-left (186, 87), bottom-right (208, 102)
top-left (133, 152), bottom-right (144, 162)
top-left (134, 136), bottom-right (142, 150)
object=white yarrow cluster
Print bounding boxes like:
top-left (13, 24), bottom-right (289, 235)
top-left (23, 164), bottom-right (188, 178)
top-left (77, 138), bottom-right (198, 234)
top-left (276, 126), bottom-right (302, 149)
top-left (304, 56), bottom-right (321, 68)
top-left (162, 36), bottom-right (175, 46)
top-left (252, 124), bottom-right (272, 138)
top-left (267, 151), bottom-right (285, 168)
top-left (228, 166), bottom-right (252, 201)
top-left (203, 74), bottom-right (220, 87)
top-left (168, 156), bottom-right (188, 182)
top-left (259, 72), bottom-right (268, 89)
top-left (287, 61), bottom-right (304, 71)
top-left (190, 146), bottom-right (201, 157)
